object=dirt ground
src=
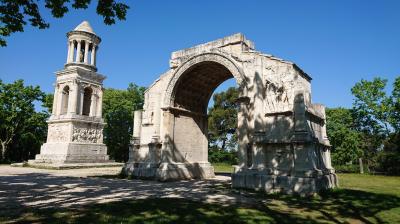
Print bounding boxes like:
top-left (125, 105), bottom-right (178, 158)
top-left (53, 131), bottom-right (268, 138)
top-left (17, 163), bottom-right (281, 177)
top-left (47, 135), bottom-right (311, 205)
top-left (0, 165), bottom-right (256, 214)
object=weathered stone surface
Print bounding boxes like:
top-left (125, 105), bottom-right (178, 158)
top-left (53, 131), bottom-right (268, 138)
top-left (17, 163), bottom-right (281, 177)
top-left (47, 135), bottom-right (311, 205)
top-left (124, 33), bottom-right (337, 194)
top-left (29, 21), bottom-right (118, 168)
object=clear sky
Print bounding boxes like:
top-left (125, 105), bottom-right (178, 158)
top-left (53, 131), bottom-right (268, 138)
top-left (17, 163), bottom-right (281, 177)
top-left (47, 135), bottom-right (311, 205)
top-left (0, 0), bottom-right (399, 108)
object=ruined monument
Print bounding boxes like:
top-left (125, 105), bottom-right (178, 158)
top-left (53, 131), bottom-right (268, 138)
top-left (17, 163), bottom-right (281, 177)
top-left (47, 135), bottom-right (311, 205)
top-left (29, 21), bottom-right (119, 168)
top-left (123, 33), bottom-right (337, 194)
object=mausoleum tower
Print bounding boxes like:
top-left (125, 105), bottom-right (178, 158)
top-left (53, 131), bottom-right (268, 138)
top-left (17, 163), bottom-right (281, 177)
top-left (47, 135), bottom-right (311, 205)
top-left (30, 21), bottom-right (117, 167)
top-left (65, 21), bottom-right (100, 71)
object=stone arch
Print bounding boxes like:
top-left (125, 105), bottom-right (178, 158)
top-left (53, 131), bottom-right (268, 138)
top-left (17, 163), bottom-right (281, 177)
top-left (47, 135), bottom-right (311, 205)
top-left (60, 85), bottom-right (70, 115)
top-left (163, 52), bottom-right (246, 109)
top-left (159, 52), bottom-right (247, 179)
top-left (82, 87), bottom-right (92, 116)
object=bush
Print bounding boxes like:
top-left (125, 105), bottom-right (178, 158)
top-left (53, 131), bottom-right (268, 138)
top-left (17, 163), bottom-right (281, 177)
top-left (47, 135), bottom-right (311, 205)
top-left (208, 148), bottom-right (238, 165)
top-left (375, 151), bottom-right (400, 175)
top-left (334, 164), bottom-right (362, 173)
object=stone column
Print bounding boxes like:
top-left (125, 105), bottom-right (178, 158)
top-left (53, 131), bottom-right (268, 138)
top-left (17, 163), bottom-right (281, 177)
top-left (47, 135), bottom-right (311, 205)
top-left (75, 40), bottom-right (81, 63)
top-left (237, 97), bottom-right (250, 168)
top-left (68, 81), bottom-right (79, 115)
top-left (69, 41), bottom-right (75, 62)
top-left (79, 89), bottom-right (84, 115)
top-left (91, 44), bottom-right (96, 66)
top-left (56, 85), bottom-right (64, 115)
top-left (89, 92), bottom-right (97, 117)
top-left (96, 89), bottom-right (103, 118)
top-left (152, 93), bottom-right (161, 141)
top-left (66, 41), bottom-right (72, 63)
top-left (52, 84), bottom-right (59, 115)
top-left (133, 110), bottom-right (143, 138)
top-left (84, 41), bottom-right (89, 64)
top-left (160, 109), bottom-right (175, 163)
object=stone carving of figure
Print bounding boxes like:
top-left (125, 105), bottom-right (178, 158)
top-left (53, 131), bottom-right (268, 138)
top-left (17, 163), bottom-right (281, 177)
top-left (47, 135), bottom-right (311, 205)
top-left (264, 65), bottom-right (294, 113)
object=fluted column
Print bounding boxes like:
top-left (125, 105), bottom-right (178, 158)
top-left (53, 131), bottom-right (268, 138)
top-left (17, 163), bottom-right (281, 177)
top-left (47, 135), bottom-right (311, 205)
top-left (70, 41), bottom-right (75, 63)
top-left (152, 93), bottom-right (161, 140)
top-left (133, 111), bottom-right (143, 138)
top-left (91, 44), bottom-right (96, 66)
top-left (66, 41), bottom-right (72, 63)
top-left (84, 41), bottom-right (89, 64)
top-left (89, 92), bottom-right (97, 117)
top-left (56, 86), bottom-right (64, 115)
top-left (79, 89), bottom-right (84, 115)
top-left (75, 40), bottom-right (82, 62)
top-left (68, 81), bottom-right (79, 115)
top-left (52, 84), bottom-right (59, 115)
top-left (96, 89), bottom-right (103, 118)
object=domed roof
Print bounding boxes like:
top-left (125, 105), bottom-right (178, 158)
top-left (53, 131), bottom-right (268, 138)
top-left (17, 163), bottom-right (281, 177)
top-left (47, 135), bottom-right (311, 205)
top-left (74, 21), bottom-right (95, 34)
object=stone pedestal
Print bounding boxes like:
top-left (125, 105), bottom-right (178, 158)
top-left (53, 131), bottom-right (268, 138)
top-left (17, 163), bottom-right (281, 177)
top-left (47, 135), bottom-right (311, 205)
top-left (232, 169), bottom-right (338, 195)
top-left (29, 116), bottom-right (121, 169)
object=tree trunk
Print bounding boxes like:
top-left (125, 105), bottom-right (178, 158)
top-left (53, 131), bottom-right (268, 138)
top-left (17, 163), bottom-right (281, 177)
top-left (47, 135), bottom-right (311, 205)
top-left (1, 141), bottom-right (6, 161)
top-left (221, 139), bottom-right (226, 151)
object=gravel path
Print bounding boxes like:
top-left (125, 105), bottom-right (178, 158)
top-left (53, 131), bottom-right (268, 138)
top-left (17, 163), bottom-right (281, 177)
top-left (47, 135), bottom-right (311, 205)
top-left (0, 165), bottom-right (256, 214)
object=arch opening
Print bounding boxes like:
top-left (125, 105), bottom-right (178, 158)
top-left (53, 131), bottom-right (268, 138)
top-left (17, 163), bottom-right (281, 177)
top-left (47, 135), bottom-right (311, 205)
top-left (82, 87), bottom-right (92, 116)
top-left (60, 85), bottom-right (70, 115)
top-left (169, 61), bottom-right (238, 164)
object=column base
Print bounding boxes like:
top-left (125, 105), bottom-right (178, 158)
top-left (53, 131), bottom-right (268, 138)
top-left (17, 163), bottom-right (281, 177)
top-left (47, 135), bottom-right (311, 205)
top-left (30, 142), bottom-right (113, 164)
top-left (232, 168), bottom-right (338, 195)
top-left (123, 162), bottom-right (215, 181)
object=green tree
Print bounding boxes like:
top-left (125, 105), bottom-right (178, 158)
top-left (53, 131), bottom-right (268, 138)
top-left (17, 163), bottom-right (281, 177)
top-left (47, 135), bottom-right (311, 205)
top-left (208, 87), bottom-right (239, 151)
top-left (325, 108), bottom-right (362, 165)
top-left (351, 77), bottom-right (394, 136)
top-left (0, 79), bottom-right (47, 161)
top-left (351, 76), bottom-right (400, 174)
top-left (103, 83), bottom-right (145, 162)
top-left (0, 0), bottom-right (129, 46)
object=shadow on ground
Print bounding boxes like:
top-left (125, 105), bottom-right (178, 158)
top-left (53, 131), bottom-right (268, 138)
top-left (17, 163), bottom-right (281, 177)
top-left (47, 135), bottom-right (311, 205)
top-left (0, 171), bottom-right (399, 223)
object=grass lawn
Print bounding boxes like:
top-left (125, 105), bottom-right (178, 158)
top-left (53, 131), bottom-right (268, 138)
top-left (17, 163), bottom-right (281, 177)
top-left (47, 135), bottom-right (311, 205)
top-left (1, 169), bottom-right (399, 223)
top-left (212, 162), bottom-right (234, 173)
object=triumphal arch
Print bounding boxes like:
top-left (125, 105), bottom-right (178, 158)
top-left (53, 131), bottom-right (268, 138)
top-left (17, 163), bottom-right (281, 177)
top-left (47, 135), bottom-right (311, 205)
top-left (124, 33), bottom-right (338, 194)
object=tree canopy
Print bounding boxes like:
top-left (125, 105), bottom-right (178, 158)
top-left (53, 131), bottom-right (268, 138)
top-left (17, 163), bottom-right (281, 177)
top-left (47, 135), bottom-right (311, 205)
top-left (0, 79), bottom-right (47, 162)
top-left (0, 0), bottom-right (129, 46)
top-left (103, 83), bottom-right (145, 162)
top-left (208, 87), bottom-right (239, 151)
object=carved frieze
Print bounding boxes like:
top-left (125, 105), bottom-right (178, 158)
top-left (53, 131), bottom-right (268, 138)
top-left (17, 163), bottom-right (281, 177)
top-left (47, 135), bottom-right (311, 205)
top-left (72, 123), bottom-right (103, 143)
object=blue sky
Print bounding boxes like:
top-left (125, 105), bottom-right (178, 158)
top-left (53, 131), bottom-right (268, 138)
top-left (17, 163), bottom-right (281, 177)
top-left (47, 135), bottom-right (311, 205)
top-left (0, 0), bottom-right (399, 108)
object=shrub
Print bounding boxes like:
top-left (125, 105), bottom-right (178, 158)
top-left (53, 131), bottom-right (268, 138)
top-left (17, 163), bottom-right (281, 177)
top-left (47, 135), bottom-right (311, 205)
top-left (375, 151), bottom-right (400, 175)
top-left (208, 148), bottom-right (238, 165)
top-left (334, 164), bottom-right (362, 173)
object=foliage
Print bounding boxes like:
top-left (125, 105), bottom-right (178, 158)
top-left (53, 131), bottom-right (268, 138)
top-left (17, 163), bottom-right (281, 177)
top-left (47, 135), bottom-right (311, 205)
top-left (334, 164), bottom-right (362, 173)
top-left (0, 79), bottom-right (48, 162)
top-left (0, 0), bottom-right (129, 46)
top-left (375, 150), bottom-right (400, 175)
top-left (351, 76), bottom-right (400, 137)
top-left (350, 76), bottom-right (400, 175)
top-left (208, 87), bottom-right (239, 151)
top-left (208, 147), bottom-right (238, 165)
top-left (326, 107), bottom-right (363, 165)
top-left (103, 83), bottom-right (145, 162)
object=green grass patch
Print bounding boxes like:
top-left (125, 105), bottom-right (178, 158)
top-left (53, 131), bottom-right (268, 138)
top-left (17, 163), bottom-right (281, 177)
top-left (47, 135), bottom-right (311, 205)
top-left (212, 163), bottom-right (234, 173)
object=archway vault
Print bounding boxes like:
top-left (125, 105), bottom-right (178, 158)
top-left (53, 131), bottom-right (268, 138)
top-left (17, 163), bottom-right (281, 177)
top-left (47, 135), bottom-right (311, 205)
top-left (163, 52), bottom-right (246, 110)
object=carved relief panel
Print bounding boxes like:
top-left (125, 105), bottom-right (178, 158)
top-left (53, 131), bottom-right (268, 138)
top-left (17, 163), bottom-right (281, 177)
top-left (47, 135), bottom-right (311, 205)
top-left (47, 123), bottom-right (71, 142)
top-left (72, 123), bottom-right (103, 143)
top-left (263, 64), bottom-right (295, 114)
